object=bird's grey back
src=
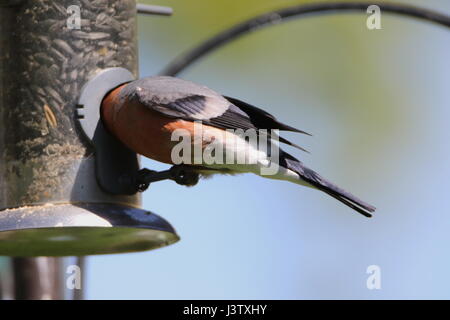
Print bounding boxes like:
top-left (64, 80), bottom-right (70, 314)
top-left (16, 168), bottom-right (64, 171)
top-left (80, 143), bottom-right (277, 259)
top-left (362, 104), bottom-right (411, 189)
top-left (120, 76), bottom-right (227, 105)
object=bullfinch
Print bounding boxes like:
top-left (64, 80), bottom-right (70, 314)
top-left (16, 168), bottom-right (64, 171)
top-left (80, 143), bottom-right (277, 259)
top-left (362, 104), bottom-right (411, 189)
top-left (101, 76), bottom-right (375, 217)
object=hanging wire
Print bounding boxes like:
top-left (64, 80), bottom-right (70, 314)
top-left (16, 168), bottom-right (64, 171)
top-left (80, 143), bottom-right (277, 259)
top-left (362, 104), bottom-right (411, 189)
top-left (137, 3), bottom-right (173, 16)
top-left (160, 2), bottom-right (450, 76)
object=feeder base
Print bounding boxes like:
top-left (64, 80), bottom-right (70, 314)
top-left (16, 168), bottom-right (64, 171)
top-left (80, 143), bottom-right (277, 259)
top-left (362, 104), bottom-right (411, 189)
top-left (0, 203), bottom-right (179, 256)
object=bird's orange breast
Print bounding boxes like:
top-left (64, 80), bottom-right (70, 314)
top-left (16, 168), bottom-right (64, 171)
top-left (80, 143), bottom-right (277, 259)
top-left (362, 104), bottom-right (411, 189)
top-left (101, 85), bottom-right (200, 164)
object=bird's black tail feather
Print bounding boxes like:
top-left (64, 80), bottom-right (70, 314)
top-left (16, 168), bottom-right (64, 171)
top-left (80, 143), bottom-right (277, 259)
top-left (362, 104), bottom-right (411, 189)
top-left (282, 155), bottom-right (376, 217)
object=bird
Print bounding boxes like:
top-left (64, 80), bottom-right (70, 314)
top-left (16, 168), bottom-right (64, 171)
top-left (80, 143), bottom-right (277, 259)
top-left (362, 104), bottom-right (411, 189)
top-left (101, 76), bottom-right (376, 217)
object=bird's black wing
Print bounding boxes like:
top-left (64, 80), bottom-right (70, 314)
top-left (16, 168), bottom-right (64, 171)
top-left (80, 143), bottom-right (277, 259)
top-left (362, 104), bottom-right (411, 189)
top-left (120, 76), bottom-right (307, 150)
top-left (224, 96), bottom-right (311, 136)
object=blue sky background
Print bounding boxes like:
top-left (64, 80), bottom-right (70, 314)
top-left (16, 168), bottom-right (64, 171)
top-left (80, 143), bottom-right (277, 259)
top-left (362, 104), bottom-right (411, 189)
top-left (85, 0), bottom-right (450, 299)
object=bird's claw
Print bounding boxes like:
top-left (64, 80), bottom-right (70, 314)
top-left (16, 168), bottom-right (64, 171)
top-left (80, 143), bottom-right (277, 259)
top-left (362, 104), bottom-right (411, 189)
top-left (169, 165), bottom-right (199, 186)
top-left (135, 168), bottom-right (159, 192)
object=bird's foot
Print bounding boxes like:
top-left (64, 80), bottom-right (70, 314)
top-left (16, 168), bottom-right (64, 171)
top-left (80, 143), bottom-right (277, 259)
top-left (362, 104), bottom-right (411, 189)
top-left (135, 165), bottom-right (199, 191)
top-left (169, 165), bottom-right (199, 186)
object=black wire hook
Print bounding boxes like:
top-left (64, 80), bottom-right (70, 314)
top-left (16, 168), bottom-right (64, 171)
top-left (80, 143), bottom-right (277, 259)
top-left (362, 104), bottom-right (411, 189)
top-left (137, 3), bottom-right (173, 16)
top-left (160, 2), bottom-right (450, 76)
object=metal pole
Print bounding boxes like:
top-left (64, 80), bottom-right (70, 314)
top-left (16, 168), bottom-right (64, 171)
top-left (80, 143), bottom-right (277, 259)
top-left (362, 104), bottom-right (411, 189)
top-left (12, 257), bottom-right (63, 300)
top-left (72, 256), bottom-right (85, 300)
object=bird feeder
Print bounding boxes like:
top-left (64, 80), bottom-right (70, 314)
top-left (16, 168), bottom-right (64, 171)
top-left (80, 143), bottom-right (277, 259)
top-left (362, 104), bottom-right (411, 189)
top-left (0, 0), bottom-right (179, 256)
